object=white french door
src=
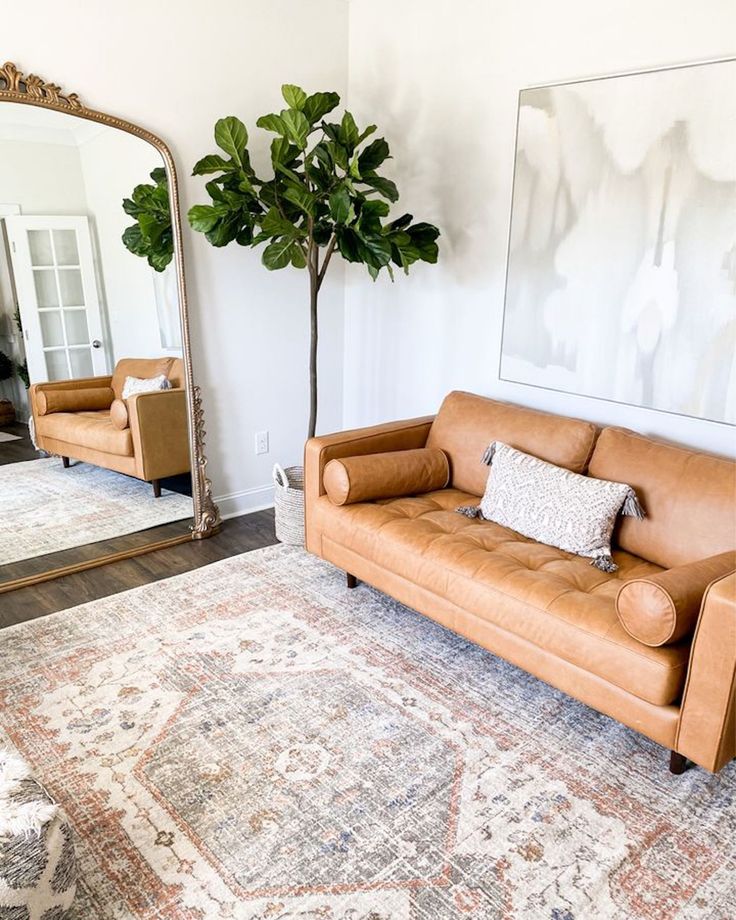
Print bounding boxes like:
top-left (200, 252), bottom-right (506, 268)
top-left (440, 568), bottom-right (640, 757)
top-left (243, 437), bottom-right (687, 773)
top-left (4, 215), bottom-right (106, 383)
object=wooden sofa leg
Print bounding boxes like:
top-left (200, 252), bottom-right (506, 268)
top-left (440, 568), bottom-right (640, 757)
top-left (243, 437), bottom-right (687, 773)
top-left (669, 751), bottom-right (689, 775)
top-left (346, 573), bottom-right (358, 589)
top-left (62, 456), bottom-right (70, 468)
top-left (152, 479), bottom-right (161, 498)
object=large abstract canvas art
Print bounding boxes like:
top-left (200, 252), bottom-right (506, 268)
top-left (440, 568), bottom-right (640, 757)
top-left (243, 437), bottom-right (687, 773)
top-left (500, 59), bottom-right (736, 424)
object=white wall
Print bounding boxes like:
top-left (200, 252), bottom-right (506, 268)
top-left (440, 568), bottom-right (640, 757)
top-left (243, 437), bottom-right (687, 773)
top-left (78, 128), bottom-right (167, 366)
top-left (343, 0), bottom-right (736, 457)
top-left (3, 0), bottom-right (349, 515)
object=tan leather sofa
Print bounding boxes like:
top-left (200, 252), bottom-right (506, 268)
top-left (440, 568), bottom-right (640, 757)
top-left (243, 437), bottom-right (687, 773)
top-left (305, 391), bottom-right (736, 774)
top-left (30, 357), bottom-right (190, 496)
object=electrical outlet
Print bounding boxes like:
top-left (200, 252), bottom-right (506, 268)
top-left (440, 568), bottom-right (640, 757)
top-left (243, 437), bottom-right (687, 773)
top-left (255, 430), bottom-right (269, 455)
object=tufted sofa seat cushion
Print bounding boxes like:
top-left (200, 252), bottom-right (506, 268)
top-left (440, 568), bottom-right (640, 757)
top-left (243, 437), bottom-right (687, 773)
top-left (36, 409), bottom-right (133, 456)
top-left (313, 488), bottom-right (691, 707)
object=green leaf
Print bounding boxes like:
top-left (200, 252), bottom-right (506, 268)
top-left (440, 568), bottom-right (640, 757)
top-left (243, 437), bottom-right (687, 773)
top-left (358, 138), bottom-right (389, 173)
top-left (188, 204), bottom-right (222, 233)
top-left (205, 216), bottom-right (241, 247)
top-left (389, 212), bottom-right (413, 231)
top-left (149, 250), bottom-right (171, 272)
top-left (205, 180), bottom-right (226, 202)
top-left (290, 245), bottom-right (307, 268)
top-left (280, 108), bottom-right (310, 149)
top-left (271, 137), bottom-right (300, 167)
top-left (256, 112), bottom-right (286, 135)
top-left (358, 233), bottom-right (392, 268)
top-left (329, 185), bottom-right (354, 224)
top-left (361, 173), bottom-right (399, 202)
top-left (214, 117), bottom-right (248, 166)
top-left (260, 206), bottom-right (300, 238)
top-left (349, 155), bottom-right (362, 180)
top-left (339, 111), bottom-right (359, 151)
top-left (236, 225), bottom-right (254, 246)
top-left (357, 124), bottom-right (377, 144)
top-left (263, 237), bottom-right (296, 270)
top-left (303, 91), bottom-right (340, 123)
top-left (138, 213), bottom-right (164, 245)
top-left (121, 224), bottom-right (146, 256)
top-left (283, 184), bottom-right (316, 216)
top-left (281, 83), bottom-right (307, 110)
top-left (408, 222), bottom-right (440, 262)
top-left (192, 153), bottom-right (232, 176)
top-left (150, 167), bottom-right (167, 186)
top-left (329, 141), bottom-right (349, 171)
top-left (336, 227), bottom-right (362, 263)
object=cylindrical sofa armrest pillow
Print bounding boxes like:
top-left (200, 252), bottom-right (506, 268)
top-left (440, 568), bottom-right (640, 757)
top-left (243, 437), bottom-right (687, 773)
top-left (37, 386), bottom-right (114, 416)
top-left (109, 398), bottom-right (130, 430)
top-left (616, 550), bottom-right (736, 646)
top-left (324, 448), bottom-right (449, 506)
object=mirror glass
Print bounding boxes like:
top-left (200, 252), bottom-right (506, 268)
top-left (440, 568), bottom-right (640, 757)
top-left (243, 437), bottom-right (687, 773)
top-left (0, 103), bottom-right (193, 587)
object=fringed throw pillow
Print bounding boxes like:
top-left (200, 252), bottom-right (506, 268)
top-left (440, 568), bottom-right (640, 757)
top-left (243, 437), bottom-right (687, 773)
top-left (457, 442), bottom-right (644, 572)
top-left (121, 374), bottom-right (171, 400)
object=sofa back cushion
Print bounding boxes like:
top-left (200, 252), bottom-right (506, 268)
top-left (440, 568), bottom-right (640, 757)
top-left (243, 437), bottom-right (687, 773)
top-left (111, 357), bottom-right (175, 399)
top-left (426, 391), bottom-right (598, 496)
top-left (588, 427), bottom-right (736, 568)
top-left (168, 358), bottom-right (185, 389)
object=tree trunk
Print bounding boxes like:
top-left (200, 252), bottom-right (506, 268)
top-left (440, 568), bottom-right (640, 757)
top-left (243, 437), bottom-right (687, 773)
top-left (307, 255), bottom-right (319, 441)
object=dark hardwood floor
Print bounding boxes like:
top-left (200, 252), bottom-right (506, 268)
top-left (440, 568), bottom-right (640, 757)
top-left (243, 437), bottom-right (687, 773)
top-left (0, 421), bottom-right (36, 464)
top-left (0, 509), bottom-right (277, 629)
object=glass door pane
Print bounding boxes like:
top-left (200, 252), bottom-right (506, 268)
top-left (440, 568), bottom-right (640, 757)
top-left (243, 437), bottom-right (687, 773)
top-left (39, 310), bottom-right (65, 348)
top-left (33, 270), bottom-right (59, 307)
top-left (69, 348), bottom-right (93, 378)
top-left (28, 229), bottom-right (53, 266)
top-left (63, 309), bottom-right (90, 346)
top-left (45, 349), bottom-right (69, 380)
top-left (53, 229), bottom-right (80, 266)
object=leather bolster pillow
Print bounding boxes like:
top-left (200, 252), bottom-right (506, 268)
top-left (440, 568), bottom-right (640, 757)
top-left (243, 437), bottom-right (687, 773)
top-left (109, 399), bottom-right (130, 430)
top-left (37, 386), bottom-right (114, 416)
top-left (324, 448), bottom-right (449, 506)
top-left (616, 550), bottom-right (736, 646)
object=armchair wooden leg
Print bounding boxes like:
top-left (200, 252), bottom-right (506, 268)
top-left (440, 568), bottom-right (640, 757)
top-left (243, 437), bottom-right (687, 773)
top-left (346, 573), bottom-right (358, 589)
top-left (152, 479), bottom-right (161, 498)
top-left (62, 456), bottom-right (70, 468)
top-left (669, 751), bottom-right (689, 775)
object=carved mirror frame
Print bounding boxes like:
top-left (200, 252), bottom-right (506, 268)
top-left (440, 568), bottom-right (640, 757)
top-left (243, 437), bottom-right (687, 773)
top-left (0, 62), bottom-right (220, 593)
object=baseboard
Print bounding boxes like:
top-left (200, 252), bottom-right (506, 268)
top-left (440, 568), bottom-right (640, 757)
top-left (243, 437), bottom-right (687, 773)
top-left (214, 484), bottom-right (274, 521)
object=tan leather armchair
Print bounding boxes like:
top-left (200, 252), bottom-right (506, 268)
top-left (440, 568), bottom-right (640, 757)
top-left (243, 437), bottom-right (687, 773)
top-left (305, 391), bottom-right (736, 775)
top-left (30, 357), bottom-right (190, 495)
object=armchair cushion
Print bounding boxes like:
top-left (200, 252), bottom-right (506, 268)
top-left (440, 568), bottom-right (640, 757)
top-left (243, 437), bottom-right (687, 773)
top-left (109, 399), bottom-right (129, 430)
top-left (37, 386), bottom-right (114, 416)
top-left (617, 550), bottom-right (736, 646)
top-left (323, 448), bottom-right (449, 506)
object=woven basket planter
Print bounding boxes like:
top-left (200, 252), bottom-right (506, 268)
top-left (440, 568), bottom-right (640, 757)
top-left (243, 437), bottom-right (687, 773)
top-left (273, 464), bottom-right (305, 545)
top-left (0, 400), bottom-right (15, 426)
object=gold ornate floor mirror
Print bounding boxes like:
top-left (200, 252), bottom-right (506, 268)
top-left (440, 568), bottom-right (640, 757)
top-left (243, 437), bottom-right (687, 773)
top-left (0, 62), bottom-right (219, 594)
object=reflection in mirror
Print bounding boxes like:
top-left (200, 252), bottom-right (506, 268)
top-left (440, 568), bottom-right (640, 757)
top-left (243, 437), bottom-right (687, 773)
top-left (0, 104), bottom-right (193, 585)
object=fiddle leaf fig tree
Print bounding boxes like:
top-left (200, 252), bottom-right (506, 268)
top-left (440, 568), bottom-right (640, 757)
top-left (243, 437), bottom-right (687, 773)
top-left (121, 167), bottom-right (174, 272)
top-left (188, 85), bottom-right (440, 439)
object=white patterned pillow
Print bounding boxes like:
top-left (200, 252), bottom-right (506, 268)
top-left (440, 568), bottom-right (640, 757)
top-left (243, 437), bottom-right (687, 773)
top-left (121, 374), bottom-right (171, 400)
top-left (458, 442), bottom-right (645, 572)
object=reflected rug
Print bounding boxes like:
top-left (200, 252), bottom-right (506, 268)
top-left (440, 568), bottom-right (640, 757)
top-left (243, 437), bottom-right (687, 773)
top-left (0, 457), bottom-right (192, 565)
top-left (0, 544), bottom-right (734, 919)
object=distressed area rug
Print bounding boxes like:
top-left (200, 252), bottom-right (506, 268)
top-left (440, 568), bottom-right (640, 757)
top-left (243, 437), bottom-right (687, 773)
top-left (0, 545), bottom-right (734, 919)
top-left (0, 458), bottom-right (192, 565)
